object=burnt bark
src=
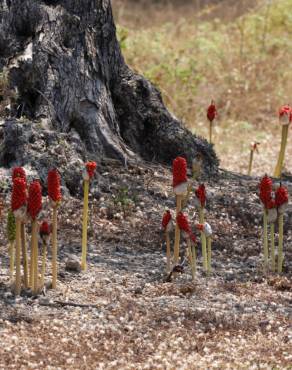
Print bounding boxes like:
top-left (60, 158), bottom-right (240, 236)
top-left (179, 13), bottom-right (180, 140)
top-left (0, 0), bottom-right (218, 173)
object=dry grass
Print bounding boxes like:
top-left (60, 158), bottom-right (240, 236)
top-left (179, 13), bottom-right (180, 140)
top-left (113, 0), bottom-right (292, 175)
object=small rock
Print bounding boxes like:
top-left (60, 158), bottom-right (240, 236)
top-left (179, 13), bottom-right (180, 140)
top-left (65, 254), bottom-right (82, 273)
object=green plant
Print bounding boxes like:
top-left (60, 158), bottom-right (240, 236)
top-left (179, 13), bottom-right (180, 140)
top-left (112, 186), bottom-right (136, 217)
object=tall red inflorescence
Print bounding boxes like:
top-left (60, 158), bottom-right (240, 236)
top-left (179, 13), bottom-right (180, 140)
top-left (27, 180), bottom-right (42, 220)
top-left (11, 177), bottom-right (27, 211)
top-left (40, 221), bottom-right (52, 236)
top-left (177, 212), bottom-right (191, 233)
top-left (259, 175), bottom-right (273, 208)
top-left (177, 212), bottom-right (196, 242)
top-left (47, 169), bottom-right (62, 203)
top-left (207, 101), bottom-right (217, 122)
top-left (279, 105), bottom-right (292, 124)
top-left (195, 184), bottom-right (206, 207)
top-left (275, 185), bottom-right (289, 207)
top-left (162, 210), bottom-right (172, 230)
top-left (86, 161), bottom-right (97, 179)
top-left (12, 167), bottom-right (26, 183)
top-left (172, 157), bottom-right (187, 188)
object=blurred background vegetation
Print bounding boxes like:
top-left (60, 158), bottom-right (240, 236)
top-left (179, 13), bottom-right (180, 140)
top-left (112, 0), bottom-right (292, 175)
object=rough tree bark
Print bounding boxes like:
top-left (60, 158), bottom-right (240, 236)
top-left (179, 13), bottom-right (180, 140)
top-left (0, 0), bottom-right (218, 174)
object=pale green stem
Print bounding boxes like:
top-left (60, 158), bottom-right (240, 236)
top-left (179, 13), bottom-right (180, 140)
top-left (207, 237), bottom-right (212, 274)
top-left (187, 239), bottom-right (195, 281)
top-left (248, 150), bottom-right (254, 176)
top-left (52, 207), bottom-right (58, 288)
top-left (278, 214), bottom-right (284, 273)
top-left (209, 121), bottom-right (213, 144)
top-left (9, 241), bottom-right (14, 281)
top-left (165, 233), bottom-right (171, 274)
top-left (81, 180), bottom-right (89, 271)
top-left (192, 245), bottom-right (197, 276)
top-left (15, 219), bottom-right (22, 295)
top-left (199, 207), bottom-right (207, 271)
top-left (263, 209), bottom-right (269, 271)
top-left (21, 223), bottom-right (29, 289)
top-left (274, 125), bottom-right (289, 178)
top-left (270, 223), bottom-right (275, 273)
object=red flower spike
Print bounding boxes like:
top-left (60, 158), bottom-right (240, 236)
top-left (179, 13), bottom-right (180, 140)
top-left (177, 212), bottom-right (196, 242)
top-left (11, 177), bottom-right (27, 211)
top-left (207, 101), bottom-right (217, 122)
top-left (266, 199), bottom-right (276, 209)
top-left (173, 157), bottom-right (187, 188)
top-left (275, 185), bottom-right (289, 207)
top-left (40, 221), bottom-right (52, 236)
top-left (27, 180), bottom-right (42, 220)
top-left (279, 105), bottom-right (292, 124)
top-left (162, 210), bottom-right (172, 230)
top-left (47, 169), bottom-right (62, 203)
top-left (196, 223), bottom-right (204, 232)
top-left (251, 142), bottom-right (260, 153)
top-left (86, 161), bottom-right (97, 179)
top-left (195, 184), bottom-right (206, 207)
top-left (12, 167), bottom-right (26, 183)
top-left (177, 212), bottom-right (191, 233)
top-left (259, 175), bottom-right (273, 208)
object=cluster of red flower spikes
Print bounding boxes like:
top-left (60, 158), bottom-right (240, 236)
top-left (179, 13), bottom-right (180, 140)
top-left (47, 169), bottom-right (62, 203)
top-left (195, 184), bottom-right (206, 207)
top-left (86, 161), bottom-right (97, 179)
top-left (259, 175), bottom-right (273, 209)
top-left (176, 212), bottom-right (196, 243)
top-left (172, 157), bottom-right (187, 188)
top-left (40, 221), bottom-right (52, 236)
top-left (11, 177), bottom-right (27, 211)
top-left (259, 176), bottom-right (289, 209)
top-left (27, 180), bottom-right (42, 220)
top-left (162, 210), bottom-right (172, 230)
top-left (207, 101), bottom-right (217, 122)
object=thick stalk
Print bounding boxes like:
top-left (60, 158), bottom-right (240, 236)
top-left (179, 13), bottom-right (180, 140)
top-left (182, 184), bottom-right (192, 209)
top-left (81, 180), bottom-right (90, 271)
top-left (9, 241), bottom-right (14, 281)
top-left (207, 237), bottom-right (212, 274)
top-left (165, 232), bottom-right (171, 273)
top-left (41, 242), bottom-right (47, 288)
top-left (270, 222), bottom-right (275, 272)
top-left (187, 238), bottom-right (195, 280)
top-left (199, 207), bottom-right (207, 271)
top-left (52, 207), bottom-right (58, 288)
top-left (15, 219), bottom-right (22, 295)
top-left (209, 121), bottom-right (213, 144)
top-left (21, 223), bottom-right (29, 288)
top-left (278, 214), bottom-right (284, 273)
top-left (29, 234), bottom-right (34, 288)
top-left (263, 209), bottom-right (269, 271)
top-left (191, 244), bottom-right (197, 276)
top-left (274, 125), bottom-right (289, 178)
top-left (32, 221), bottom-right (38, 294)
top-left (173, 195), bottom-right (182, 265)
top-left (248, 150), bottom-right (254, 176)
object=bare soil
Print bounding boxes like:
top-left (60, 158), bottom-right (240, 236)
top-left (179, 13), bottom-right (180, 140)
top-left (0, 161), bottom-right (291, 369)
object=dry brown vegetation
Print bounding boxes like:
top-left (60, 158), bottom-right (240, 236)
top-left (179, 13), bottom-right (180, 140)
top-left (112, 0), bottom-right (292, 175)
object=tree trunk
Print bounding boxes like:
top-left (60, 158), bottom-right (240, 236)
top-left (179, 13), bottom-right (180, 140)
top-left (0, 0), bottom-right (218, 175)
